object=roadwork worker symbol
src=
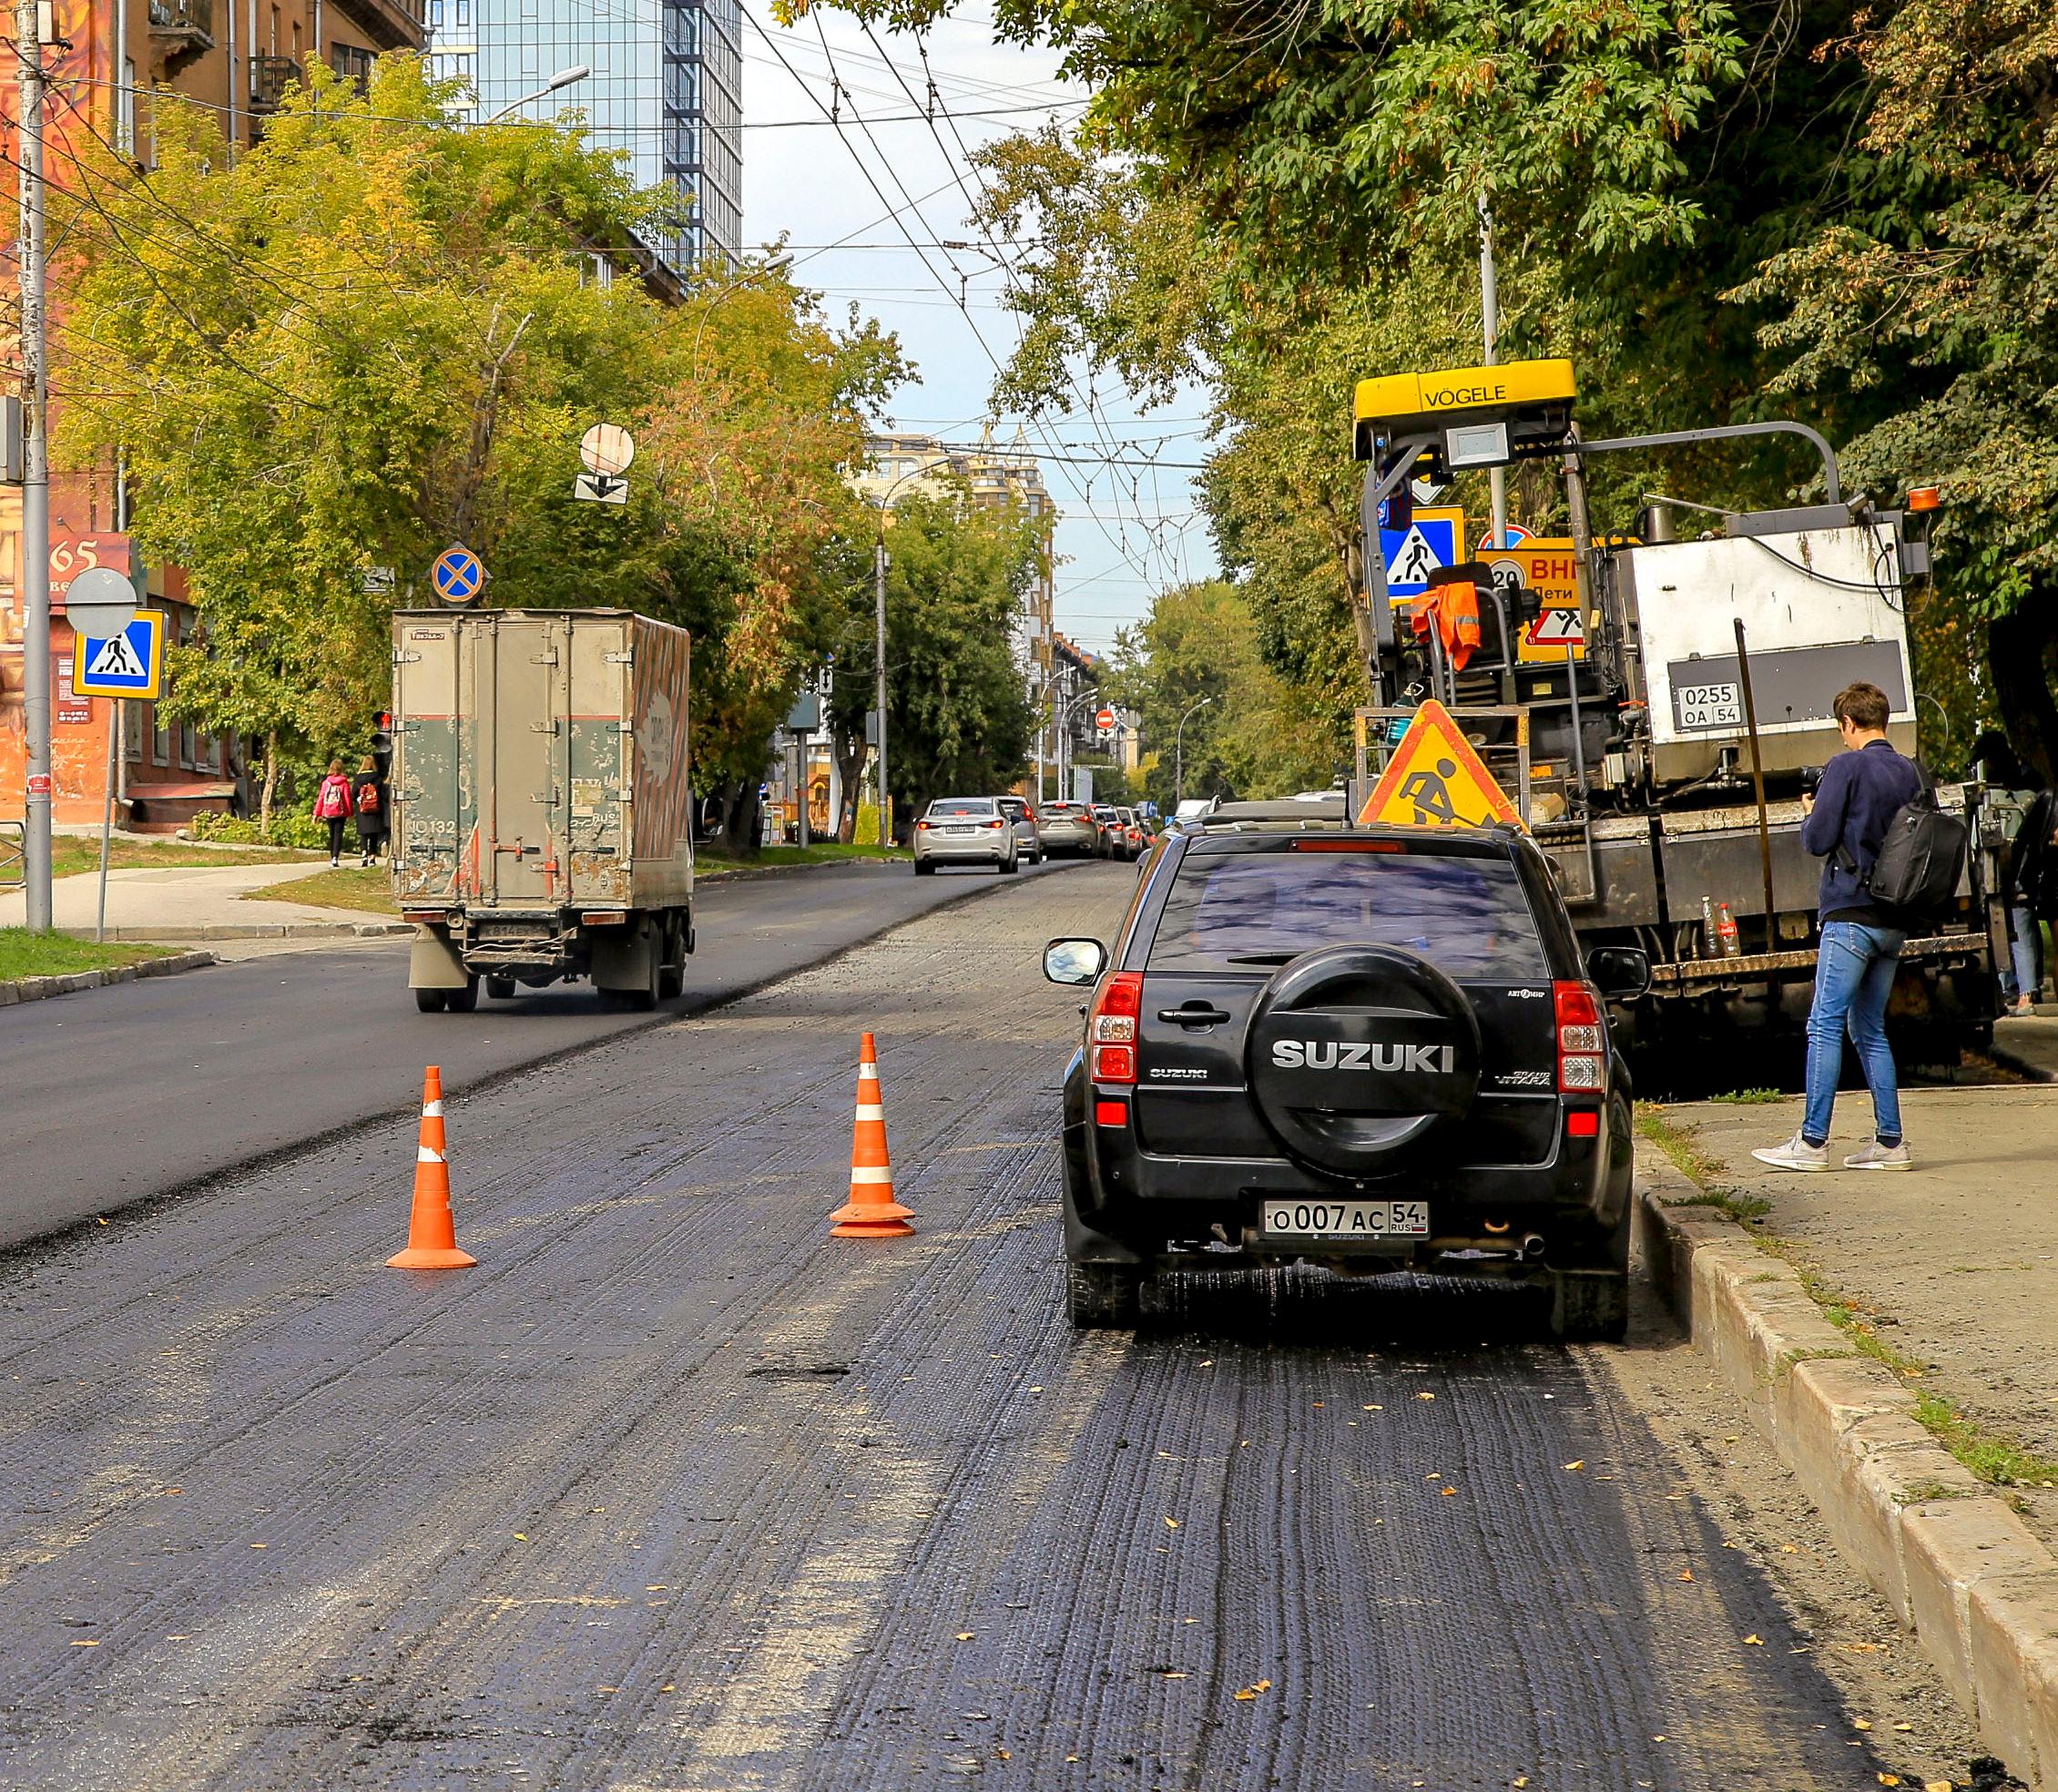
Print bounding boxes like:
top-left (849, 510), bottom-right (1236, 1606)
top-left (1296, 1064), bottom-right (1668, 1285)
top-left (1359, 698), bottom-right (1525, 831)
top-left (1397, 759), bottom-right (1462, 825)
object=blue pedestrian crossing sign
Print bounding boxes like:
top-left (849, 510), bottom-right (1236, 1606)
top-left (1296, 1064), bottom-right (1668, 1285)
top-left (71, 609), bottom-right (167, 698)
top-left (1378, 504), bottom-right (1465, 601)
top-left (430, 544), bottom-right (486, 606)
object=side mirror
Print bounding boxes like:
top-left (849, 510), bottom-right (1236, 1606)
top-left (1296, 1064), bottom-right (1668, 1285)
top-left (1586, 945), bottom-right (1652, 1000)
top-left (1044, 937), bottom-right (1107, 987)
top-left (695, 796), bottom-right (725, 840)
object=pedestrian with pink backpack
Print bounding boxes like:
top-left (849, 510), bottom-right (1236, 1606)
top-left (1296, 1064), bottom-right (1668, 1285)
top-left (313, 759), bottom-right (355, 867)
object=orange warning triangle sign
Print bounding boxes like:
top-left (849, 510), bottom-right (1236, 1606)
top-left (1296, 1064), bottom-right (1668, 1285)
top-left (1358, 699), bottom-right (1524, 830)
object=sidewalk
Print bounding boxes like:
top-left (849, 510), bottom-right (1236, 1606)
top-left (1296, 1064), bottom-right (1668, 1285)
top-left (0, 861), bottom-right (407, 942)
top-left (1660, 1041), bottom-right (2058, 1553)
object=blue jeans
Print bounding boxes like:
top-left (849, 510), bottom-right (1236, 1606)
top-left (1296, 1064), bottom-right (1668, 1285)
top-left (2007, 903), bottom-right (2043, 1004)
top-left (1803, 921), bottom-right (1905, 1147)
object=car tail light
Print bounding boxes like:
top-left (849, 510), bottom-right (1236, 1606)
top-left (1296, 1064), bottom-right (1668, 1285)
top-left (986, 819), bottom-right (1004, 830)
top-left (1090, 971), bottom-right (1142, 1085)
top-left (1095, 1099), bottom-right (1127, 1127)
top-left (1554, 982), bottom-right (1605, 1093)
top-left (916, 820), bottom-right (932, 830)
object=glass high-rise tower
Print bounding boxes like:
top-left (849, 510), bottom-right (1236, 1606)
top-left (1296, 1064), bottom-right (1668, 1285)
top-left (437, 0), bottom-right (741, 272)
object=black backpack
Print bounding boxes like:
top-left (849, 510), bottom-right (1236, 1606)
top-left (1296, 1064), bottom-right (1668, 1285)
top-left (1839, 761), bottom-right (1968, 916)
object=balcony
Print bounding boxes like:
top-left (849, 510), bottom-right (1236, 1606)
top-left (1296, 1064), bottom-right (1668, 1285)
top-left (147, 0), bottom-right (214, 76)
top-left (328, 0), bottom-right (426, 52)
top-left (249, 55), bottom-right (299, 114)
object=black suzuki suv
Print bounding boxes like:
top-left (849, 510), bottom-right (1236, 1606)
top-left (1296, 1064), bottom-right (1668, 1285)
top-left (1043, 799), bottom-right (1650, 1340)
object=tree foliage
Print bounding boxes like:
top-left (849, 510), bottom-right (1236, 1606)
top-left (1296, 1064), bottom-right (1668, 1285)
top-left (55, 60), bottom-right (903, 814)
top-left (1105, 582), bottom-right (1336, 806)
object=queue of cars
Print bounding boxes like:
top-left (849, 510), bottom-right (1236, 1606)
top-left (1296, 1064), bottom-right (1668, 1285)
top-left (913, 794), bottom-right (1159, 872)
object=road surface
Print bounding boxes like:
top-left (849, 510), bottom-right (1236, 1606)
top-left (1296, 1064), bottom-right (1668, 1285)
top-left (0, 858), bottom-right (1068, 1249)
top-left (0, 866), bottom-right (1916, 1788)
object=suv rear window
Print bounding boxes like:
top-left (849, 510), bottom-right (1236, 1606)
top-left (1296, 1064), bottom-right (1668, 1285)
top-left (1145, 847), bottom-right (1549, 979)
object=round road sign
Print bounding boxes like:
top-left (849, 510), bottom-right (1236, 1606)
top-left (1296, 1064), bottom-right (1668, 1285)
top-left (62, 565), bottom-right (139, 640)
top-left (580, 423), bottom-right (636, 477)
top-left (1095, 707), bottom-right (1116, 730)
top-left (430, 545), bottom-right (486, 606)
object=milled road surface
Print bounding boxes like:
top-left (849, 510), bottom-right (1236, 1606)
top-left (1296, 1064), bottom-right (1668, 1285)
top-left (0, 857), bottom-right (1067, 1248)
top-left (0, 867), bottom-right (1906, 1788)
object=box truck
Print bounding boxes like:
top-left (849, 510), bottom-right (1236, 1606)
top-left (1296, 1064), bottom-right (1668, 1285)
top-left (389, 608), bottom-right (695, 1012)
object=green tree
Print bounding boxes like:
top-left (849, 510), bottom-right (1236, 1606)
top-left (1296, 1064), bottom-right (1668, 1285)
top-left (55, 61), bottom-right (902, 835)
top-left (822, 490), bottom-right (1039, 839)
top-left (1105, 581), bottom-right (1337, 806)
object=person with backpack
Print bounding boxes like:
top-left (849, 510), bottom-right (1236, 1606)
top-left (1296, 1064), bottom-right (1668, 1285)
top-left (1755, 682), bottom-right (1926, 1173)
top-left (312, 759), bottom-right (355, 868)
top-left (351, 754), bottom-right (388, 870)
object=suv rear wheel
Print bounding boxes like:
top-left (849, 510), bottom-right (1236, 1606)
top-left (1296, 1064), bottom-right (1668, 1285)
top-left (1547, 1196), bottom-right (1632, 1342)
top-left (1066, 1262), bottom-right (1141, 1329)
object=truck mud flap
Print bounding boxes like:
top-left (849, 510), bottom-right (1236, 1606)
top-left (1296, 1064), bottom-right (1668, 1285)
top-left (409, 927), bottom-right (472, 991)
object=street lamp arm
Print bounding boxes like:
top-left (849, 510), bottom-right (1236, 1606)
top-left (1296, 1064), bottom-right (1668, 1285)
top-left (482, 65), bottom-right (590, 124)
top-left (1174, 694), bottom-right (1215, 809)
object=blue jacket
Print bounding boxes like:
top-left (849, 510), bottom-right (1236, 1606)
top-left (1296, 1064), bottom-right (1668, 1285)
top-left (1800, 738), bottom-right (1923, 921)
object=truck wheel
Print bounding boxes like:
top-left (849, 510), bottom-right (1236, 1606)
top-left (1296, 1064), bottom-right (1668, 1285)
top-left (485, 976), bottom-right (516, 1001)
top-left (413, 988), bottom-right (448, 1013)
top-left (657, 915), bottom-right (686, 1001)
top-left (1066, 1261), bottom-right (1142, 1329)
top-left (444, 977), bottom-right (480, 1014)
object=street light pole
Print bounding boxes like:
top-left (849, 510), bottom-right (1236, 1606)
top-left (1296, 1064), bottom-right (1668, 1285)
top-left (482, 64), bottom-right (590, 124)
top-left (1479, 198), bottom-right (1508, 553)
top-left (872, 538), bottom-right (889, 843)
top-left (1174, 696), bottom-right (1214, 809)
top-left (15, 0), bottom-right (52, 931)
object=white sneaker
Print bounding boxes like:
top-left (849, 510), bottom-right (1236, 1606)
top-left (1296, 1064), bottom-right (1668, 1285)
top-left (1843, 1139), bottom-right (1911, 1171)
top-left (1751, 1131), bottom-right (1831, 1172)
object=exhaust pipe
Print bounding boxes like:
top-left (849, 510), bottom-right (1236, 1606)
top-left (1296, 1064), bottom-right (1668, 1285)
top-left (1520, 1234), bottom-right (1547, 1263)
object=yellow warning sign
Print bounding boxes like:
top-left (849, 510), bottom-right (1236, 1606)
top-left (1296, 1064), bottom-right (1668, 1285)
top-left (1478, 537), bottom-right (1589, 663)
top-left (1359, 699), bottom-right (1525, 830)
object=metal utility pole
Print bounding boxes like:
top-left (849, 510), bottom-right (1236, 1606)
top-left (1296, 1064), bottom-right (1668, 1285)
top-left (872, 539), bottom-right (889, 844)
top-left (15, 0), bottom-right (53, 931)
top-left (1478, 199), bottom-right (1508, 554)
top-left (1174, 695), bottom-right (1213, 808)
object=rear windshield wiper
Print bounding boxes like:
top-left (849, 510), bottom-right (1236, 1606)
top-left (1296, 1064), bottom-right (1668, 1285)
top-left (1224, 952), bottom-right (1299, 965)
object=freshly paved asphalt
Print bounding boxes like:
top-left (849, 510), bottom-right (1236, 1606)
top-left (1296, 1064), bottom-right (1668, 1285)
top-left (0, 868), bottom-right (1907, 1789)
top-left (0, 858), bottom-right (1075, 1249)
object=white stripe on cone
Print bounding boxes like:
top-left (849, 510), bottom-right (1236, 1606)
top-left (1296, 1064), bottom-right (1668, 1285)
top-left (418, 1146), bottom-right (444, 1164)
top-left (423, 1099), bottom-right (443, 1116)
top-left (857, 1068), bottom-right (879, 1084)
top-left (849, 1166), bottom-right (894, 1185)
top-left (855, 1104), bottom-right (885, 1121)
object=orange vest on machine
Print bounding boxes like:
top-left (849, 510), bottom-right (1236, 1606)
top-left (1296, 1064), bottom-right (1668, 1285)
top-left (1409, 579), bottom-right (1482, 670)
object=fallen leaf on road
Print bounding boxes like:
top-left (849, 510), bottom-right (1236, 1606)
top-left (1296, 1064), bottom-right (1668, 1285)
top-left (1441, 1487), bottom-right (1457, 1497)
top-left (661, 1684), bottom-right (675, 1693)
top-left (1781, 1543), bottom-right (1799, 1553)
top-left (1363, 1404), bottom-right (1382, 1411)
top-left (1232, 1679), bottom-right (1273, 1701)
top-left (1418, 1392), bottom-right (1435, 1401)
top-left (1165, 1518), bottom-right (1179, 1529)
top-left (1891, 1722), bottom-right (1912, 1732)
top-left (69, 1640), bottom-right (99, 1647)
top-left (1877, 1777), bottom-right (1900, 1787)
top-left (1161, 1671), bottom-right (1188, 1679)
top-left (250, 1543), bottom-right (267, 1550)
top-left (647, 1585), bottom-right (667, 1593)
top-left (956, 1633), bottom-right (974, 1642)
top-left (1924, 1782), bottom-right (1953, 1791)
top-left (1679, 1569), bottom-right (1693, 1582)
top-left (513, 1533), bottom-right (528, 1543)
top-left (1743, 1634), bottom-right (1764, 1646)
top-left (1513, 1779), bottom-right (1528, 1788)
top-left (1852, 1718), bottom-right (1872, 1731)
top-left (1564, 1461), bottom-right (1584, 1471)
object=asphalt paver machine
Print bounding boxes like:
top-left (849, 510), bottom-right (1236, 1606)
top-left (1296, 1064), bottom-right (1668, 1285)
top-left (1348, 361), bottom-right (2003, 1066)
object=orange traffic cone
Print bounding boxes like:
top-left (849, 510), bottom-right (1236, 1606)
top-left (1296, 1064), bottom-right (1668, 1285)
top-left (387, 1065), bottom-right (478, 1269)
top-left (829, 1033), bottom-right (914, 1238)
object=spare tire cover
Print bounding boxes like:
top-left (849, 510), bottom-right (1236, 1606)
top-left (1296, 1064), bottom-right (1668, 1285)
top-left (1245, 944), bottom-right (1481, 1174)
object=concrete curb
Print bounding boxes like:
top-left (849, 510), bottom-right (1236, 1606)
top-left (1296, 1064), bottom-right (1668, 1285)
top-left (1641, 1161), bottom-right (2058, 1787)
top-left (0, 948), bottom-right (217, 1007)
top-left (54, 921), bottom-right (413, 942)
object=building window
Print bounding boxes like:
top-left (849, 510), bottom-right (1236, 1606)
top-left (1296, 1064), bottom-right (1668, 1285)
top-left (454, 0), bottom-right (469, 23)
top-left (429, 0), bottom-right (442, 24)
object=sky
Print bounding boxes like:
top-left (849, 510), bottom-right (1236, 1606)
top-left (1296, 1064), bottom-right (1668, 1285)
top-left (737, 2), bottom-right (1219, 660)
